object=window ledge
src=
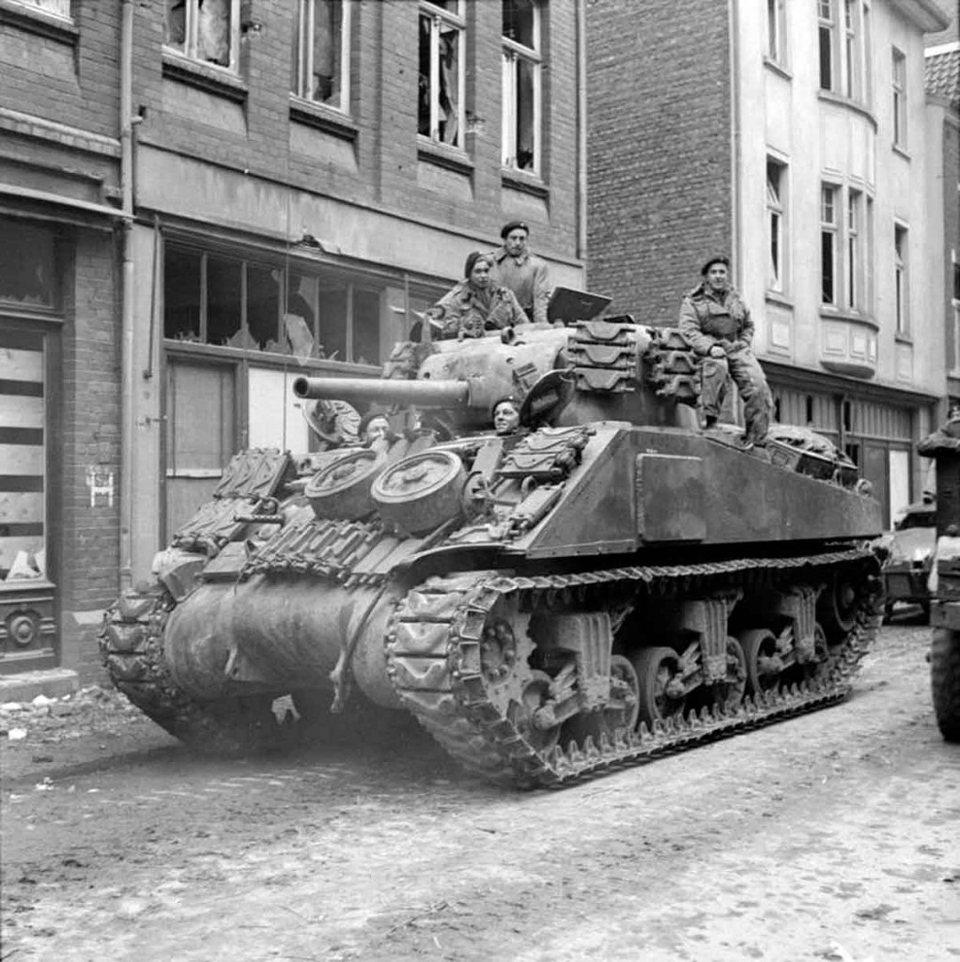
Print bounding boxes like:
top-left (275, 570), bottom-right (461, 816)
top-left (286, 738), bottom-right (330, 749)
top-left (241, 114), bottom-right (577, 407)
top-left (0, 0), bottom-right (77, 43)
top-left (417, 137), bottom-right (474, 176)
top-left (289, 96), bottom-right (358, 141)
top-left (817, 90), bottom-right (878, 131)
top-left (819, 308), bottom-right (880, 331)
top-left (162, 49), bottom-right (248, 103)
top-left (762, 56), bottom-right (792, 81)
top-left (894, 332), bottom-right (913, 345)
top-left (892, 143), bottom-right (911, 161)
top-left (501, 167), bottom-right (548, 198)
top-left (765, 290), bottom-right (794, 307)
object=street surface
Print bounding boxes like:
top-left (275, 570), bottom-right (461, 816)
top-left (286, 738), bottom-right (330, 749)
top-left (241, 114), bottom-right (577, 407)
top-left (2, 616), bottom-right (958, 962)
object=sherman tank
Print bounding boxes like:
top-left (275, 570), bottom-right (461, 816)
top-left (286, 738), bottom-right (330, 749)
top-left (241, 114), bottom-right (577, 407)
top-left (101, 315), bottom-right (885, 787)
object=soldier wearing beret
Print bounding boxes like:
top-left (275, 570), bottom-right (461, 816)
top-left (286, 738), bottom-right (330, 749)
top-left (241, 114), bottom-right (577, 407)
top-left (488, 220), bottom-right (551, 326)
top-left (679, 255), bottom-right (773, 447)
top-left (427, 251), bottom-right (527, 340)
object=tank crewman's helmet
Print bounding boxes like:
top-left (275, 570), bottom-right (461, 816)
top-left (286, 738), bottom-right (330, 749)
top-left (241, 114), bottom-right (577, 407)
top-left (700, 254), bottom-right (731, 276)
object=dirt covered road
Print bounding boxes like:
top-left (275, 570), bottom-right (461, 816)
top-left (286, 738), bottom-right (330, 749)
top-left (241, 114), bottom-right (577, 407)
top-left (2, 620), bottom-right (958, 962)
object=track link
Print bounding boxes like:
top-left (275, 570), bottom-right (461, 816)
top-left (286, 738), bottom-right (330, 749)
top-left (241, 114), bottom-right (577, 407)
top-left (99, 588), bottom-right (287, 755)
top-left (386, 548), bottom-right (884, 788)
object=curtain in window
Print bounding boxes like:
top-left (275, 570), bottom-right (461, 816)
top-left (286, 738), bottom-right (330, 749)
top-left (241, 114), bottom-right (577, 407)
top-left (438, 26), bottom-right (459, 145)
top-left (199, 0), bottom-right (230, 66)
top-left (312, 0), bottom-right (341, 103)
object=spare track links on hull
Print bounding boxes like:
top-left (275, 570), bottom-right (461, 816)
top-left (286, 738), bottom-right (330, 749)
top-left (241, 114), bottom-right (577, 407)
top-left (386, 548), bottom-right (883, 789)
top-left (99, 588), bottom-right (283, 755)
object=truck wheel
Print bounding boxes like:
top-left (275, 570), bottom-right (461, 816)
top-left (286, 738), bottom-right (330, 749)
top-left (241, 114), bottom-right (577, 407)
top-left (931, 628), bottom-right (960, 743)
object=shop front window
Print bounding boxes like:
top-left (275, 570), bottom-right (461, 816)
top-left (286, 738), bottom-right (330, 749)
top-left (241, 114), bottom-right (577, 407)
top-left (0, 328), bottom-right (47, 585)
top-left (164, 243), bottom-right (398, 365)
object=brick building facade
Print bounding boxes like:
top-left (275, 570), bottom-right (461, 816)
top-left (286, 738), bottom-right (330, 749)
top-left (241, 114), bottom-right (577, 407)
top-left (587, 0), bottom-right (952, 527)
top-left (1, 0), bottom-right (125, 678)
top-left (0, 0), bottom-right (587, 678)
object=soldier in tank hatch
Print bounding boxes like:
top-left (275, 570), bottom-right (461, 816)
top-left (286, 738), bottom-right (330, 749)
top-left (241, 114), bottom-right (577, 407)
top-left (678, 255), bottom-right (773, 448)
top-left (492, 398), bottom-right (522, 436)
top-left (488, 221), bottom-right (551, 326)
top-left (426, 251), bottom-right (527, 340)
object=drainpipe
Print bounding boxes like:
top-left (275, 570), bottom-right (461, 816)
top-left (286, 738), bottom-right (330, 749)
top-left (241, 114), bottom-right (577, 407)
top-left (119, 0), bottom-right (135, 591)
top-left (576, 0), bottom-right (588, 276)
top-left (727, 0), bottom-right (741, 286)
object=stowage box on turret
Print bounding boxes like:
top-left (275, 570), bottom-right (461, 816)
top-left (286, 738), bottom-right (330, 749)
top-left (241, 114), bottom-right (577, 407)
top-left (101, 316), bottom-right (885, 788)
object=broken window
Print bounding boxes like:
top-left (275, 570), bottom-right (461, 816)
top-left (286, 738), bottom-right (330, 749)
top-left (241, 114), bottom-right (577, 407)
top-left (418, 1), bottom-right (464, 148)
top-left (164, 0), bottom-right (239, 70)
top-left (292, 0), bottom-right (351, 111)
top-left (502, 0), bottom-right (541, 173)
top-left (0, 217), bottom-right (59, 310)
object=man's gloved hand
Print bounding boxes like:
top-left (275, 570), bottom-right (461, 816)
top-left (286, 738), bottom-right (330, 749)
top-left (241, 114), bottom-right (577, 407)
top-left (708, 345), bottom-right (726, 359)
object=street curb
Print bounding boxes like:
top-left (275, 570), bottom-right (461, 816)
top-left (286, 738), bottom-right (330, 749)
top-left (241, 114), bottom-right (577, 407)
top-left (0, 668), bottom-right (79, 703)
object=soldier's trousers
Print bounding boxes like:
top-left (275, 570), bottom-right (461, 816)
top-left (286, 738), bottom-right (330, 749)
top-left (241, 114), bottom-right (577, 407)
top-left (701, 349), bottom-right (773, 443)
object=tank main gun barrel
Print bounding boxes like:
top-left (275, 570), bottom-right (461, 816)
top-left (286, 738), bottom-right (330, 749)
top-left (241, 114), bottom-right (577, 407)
top-left (292, 375), bottom-right (470, 408)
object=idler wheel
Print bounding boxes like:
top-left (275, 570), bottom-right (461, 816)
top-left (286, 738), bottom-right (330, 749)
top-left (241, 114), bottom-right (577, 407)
top-left (372, 450), bottom-right (466, 535)
top-left (739, 628), bottom-right (781, 694)
top-left (714, 636), bottom-right (747, 713)
top-left (634, 646), bottom-right (686, 728)
top-left (305, 448), bottom-right (385, 520)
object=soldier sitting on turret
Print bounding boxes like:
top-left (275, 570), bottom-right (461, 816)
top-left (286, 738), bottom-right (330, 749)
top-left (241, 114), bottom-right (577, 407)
top-left (678, 254), bottom-right (773, 449)
top-left (426, 252), bottom-right (527, 340)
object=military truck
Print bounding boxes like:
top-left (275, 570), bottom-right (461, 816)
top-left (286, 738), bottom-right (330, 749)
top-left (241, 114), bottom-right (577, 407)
top-left (918, 422), bottom-right (960, 741)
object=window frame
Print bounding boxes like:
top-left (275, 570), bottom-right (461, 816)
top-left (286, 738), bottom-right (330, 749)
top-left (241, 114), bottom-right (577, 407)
top-left (501, 0), bottom-right (543, 176)
top-left (818, 0), bottom-right (866, 102)
top-left (820, 183), bottom-right (838, 306)
top-left (892, 47), bottom-right (906, 150)
top-left (846, 188), bottom-right (862, 310)
top-left (766, 0), bottom-right (786, 64)
top-left (766, 157), bottom-right (788, 294)
top-left (418, 0), bottom-right (466, 150)
top-left (894, 223), bottom-right (909, 336)
top-left (163, 0), bottom-right (241, 73)
top-left (6, 0), bottom-right (71, 19)
top-left (292, 0), bottom-right (352, 114)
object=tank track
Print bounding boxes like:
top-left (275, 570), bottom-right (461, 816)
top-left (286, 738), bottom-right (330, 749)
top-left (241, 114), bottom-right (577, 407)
top-left (99, 588), bottom-right (286, 755)
top-left (385, 547), bottom-right (883, 788)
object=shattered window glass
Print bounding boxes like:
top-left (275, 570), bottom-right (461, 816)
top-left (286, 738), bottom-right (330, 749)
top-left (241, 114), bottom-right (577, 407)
top-left (418, 3), bottom-right (464, 147)
top-left (164, 0), bottom-right (237, 70)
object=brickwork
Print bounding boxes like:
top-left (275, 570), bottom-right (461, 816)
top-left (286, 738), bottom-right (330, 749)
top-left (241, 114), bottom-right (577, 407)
top-left (0, 2), bottom-right (120, 139)
top-left (585, 0), bottom-right (733, 323)
top-left (57, 228), bottom-right (121, 679)
top-left (127, 0), bottom-right (582, 258)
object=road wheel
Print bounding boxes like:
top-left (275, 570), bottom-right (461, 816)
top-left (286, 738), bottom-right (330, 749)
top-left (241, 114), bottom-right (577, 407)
top-left (634, 647), bottom-right (686, 729)
top-left (739, 628), bottom-right (781, 695)
top-left (931, 628), bottom-right (960, 743)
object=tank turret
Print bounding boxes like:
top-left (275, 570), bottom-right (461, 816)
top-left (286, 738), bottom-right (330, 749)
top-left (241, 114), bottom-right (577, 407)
top-left (101, 312), bottom-right (885, 788)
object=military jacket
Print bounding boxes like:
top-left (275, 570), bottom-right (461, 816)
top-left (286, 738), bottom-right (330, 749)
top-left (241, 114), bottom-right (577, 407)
top-left (678, 284), bottom-right (754, 356)
top-left (431, 281), bottom-right (527, 338)
top-left (487, 247), bottom-right (551, 325)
